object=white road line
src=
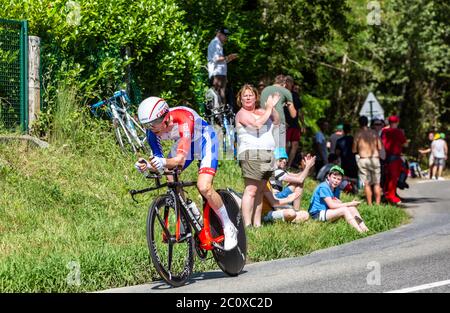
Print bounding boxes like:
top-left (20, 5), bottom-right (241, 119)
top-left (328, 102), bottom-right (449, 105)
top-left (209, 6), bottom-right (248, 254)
top-left (416, 180), bottom-right (441, 184)
top-left (385, 279), bottom-right (450, 293)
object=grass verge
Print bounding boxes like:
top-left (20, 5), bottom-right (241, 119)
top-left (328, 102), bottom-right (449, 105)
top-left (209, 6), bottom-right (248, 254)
top-left (0, 129), bottom-right (409, 292)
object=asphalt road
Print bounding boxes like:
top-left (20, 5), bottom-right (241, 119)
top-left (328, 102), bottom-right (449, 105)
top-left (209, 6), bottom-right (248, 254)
top-left (103, 179), bottom-right (450, 293)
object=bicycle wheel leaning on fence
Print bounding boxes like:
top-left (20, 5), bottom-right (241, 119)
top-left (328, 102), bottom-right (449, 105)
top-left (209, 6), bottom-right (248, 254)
top-left (90, 90), bottom-right (150, 155)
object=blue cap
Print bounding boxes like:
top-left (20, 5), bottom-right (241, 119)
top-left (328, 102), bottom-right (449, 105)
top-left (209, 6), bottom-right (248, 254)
top-left (274, 147), bottom-right (288, 160)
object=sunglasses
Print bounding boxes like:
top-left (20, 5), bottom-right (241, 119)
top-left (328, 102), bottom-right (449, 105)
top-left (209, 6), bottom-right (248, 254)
top-left (142, 113), bottom-right (168, 130)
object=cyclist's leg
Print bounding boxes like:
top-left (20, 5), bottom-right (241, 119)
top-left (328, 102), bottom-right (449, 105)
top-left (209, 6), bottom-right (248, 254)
top-left (198, 122), bottom-right (237, 250)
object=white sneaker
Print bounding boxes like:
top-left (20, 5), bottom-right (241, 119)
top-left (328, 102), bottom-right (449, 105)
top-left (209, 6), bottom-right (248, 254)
top-left (438, 177), bottom-right (445, 181)
top-left (223, 223), bottom-right (238, 251)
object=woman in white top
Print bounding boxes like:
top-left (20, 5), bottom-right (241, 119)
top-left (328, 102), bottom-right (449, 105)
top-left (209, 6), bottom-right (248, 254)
top-left (235, 84), bottom-right (280, 227)
top-left (431, 133), bottom-right (448, 180)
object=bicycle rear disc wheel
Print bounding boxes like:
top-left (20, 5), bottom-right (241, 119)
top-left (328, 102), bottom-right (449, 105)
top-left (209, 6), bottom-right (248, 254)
top-left (147, 195), bottom-right (194, 287)
top-left (210, 190), bottom-right (247, 276)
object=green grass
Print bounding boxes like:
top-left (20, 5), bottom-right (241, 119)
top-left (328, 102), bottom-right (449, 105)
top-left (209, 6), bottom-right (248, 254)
top-left (0, 107), bottom-right (409, 292)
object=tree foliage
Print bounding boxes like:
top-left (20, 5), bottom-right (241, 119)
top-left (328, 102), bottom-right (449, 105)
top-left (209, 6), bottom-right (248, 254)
top-left (0, 0), bottom-right (448, 150)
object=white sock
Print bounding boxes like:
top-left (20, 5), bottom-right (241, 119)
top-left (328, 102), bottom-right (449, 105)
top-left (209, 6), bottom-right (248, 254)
top-left (214, 205), bottom-right (233, 228)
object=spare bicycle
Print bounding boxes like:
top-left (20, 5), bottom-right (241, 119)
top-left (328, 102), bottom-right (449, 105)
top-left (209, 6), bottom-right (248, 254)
top-left (130, 168), bottom-right (246, 287)
top-left (90, 90), bottom-right (149, 155)
top-left (204, 87), bottom-right (237, 160)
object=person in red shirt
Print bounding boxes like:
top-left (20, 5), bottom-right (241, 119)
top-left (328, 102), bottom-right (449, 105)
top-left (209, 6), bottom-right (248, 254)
top-left (381, 115), bottom-right (407, 204)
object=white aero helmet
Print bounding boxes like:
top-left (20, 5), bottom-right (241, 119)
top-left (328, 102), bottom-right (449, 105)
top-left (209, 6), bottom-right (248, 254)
top-left (138, 96), bottom-right (169, 127)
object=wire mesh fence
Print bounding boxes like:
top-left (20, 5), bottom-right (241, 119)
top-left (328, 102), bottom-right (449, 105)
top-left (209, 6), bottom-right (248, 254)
top-left (0, 18), bottom-right (27, 131)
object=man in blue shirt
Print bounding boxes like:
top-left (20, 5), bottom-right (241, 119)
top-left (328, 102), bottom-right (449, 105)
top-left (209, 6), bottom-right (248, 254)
top-left (207, 27), bottom-right (238, 106)
top-left (308, 165), bottom-right (369, 233)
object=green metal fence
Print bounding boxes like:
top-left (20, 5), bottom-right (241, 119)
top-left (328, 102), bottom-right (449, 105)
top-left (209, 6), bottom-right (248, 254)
top-left (0, 18), bottom-right (28, 131)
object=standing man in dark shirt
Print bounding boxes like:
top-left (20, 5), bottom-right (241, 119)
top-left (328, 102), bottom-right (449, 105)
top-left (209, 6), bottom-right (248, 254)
top-left (335, 123), bottom-right (358, 180)
top-left (284, 75), bottom-right (304, 168)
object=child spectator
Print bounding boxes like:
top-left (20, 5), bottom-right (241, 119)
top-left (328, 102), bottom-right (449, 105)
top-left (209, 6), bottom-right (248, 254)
top-left (269, 148), bottom-right (316, 211)
top-left (317, 153), bottom-right (357, 194)
top-left (262, 184), bottom-right (310, 223)
top-left (260, 149), bottom-right (315, 223)
top-left (316, 153), bottom-right (340, 182)
top-left (308, 165), bottom-right (369, 233)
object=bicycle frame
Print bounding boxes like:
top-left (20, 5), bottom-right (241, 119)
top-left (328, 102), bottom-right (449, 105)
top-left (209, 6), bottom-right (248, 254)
top-left (90, 90), bottom-right (148, 153)
top-left (130, 169), bottom-right (226, 251)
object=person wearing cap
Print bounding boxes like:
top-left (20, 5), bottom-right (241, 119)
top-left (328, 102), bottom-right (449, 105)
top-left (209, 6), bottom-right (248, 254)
top-left (207, 27), bottom-right (238, 106)
top-left (266, 148), bottom-right (316, 212)
top-left (308, 165), bottom-right (369, 233)
top-left (418, 131), bottom-right (436, 179)
top-left (260, 150), bottom-right (315, 224)
top-left (380, 115), bottom-right (407, 204)
top-left (431, 132), bottom-right (448, 180)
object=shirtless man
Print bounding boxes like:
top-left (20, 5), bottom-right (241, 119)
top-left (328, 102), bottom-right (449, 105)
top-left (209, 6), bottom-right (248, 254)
top-left (353, 116), bottom-right (383, 205)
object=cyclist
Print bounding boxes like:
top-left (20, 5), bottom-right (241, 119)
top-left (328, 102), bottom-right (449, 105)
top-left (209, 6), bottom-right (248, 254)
top-left (135, 97), bottom-right (238, 251)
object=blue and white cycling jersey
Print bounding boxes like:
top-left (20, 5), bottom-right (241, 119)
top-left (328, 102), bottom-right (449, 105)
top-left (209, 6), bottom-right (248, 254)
top-left (146, 106), bottom-right (219, 175)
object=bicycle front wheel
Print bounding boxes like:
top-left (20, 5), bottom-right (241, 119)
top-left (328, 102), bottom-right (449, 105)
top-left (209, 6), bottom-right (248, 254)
top-left (210, 189), bottom-right (247, 276)
top-left (147, 195), bottom-right (194, 287)
top-left (114, 118), bottom-right (137, 154)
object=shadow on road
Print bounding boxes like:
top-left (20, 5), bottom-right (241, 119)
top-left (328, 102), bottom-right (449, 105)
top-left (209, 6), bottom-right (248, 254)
top-left (401, 197), bottom-right (441, 204)
top-left (150, 270), bottom-right (249, 290)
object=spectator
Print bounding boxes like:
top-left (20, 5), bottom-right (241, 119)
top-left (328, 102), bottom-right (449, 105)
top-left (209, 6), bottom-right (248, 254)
top-left (316, 153), bottom-right (340, 182)
top-left (418, 131), bottom-right (436, 179)
top-left (207, 27), bottom-right (238, 106)
top-left (335, 123), bottom-right (358, 180)
top-left (329, 124), bottom-right (344, 154)
top-left (371, 118), bottom-right (385, 137)
top-left (431, 133), bottom-right (448, 180)
top-left (228, 183), bottom-right (309, 224)
top-left (353, 116), bottom-right (383, 205)
top-left (257, 78), bottom-right (268, 95)
top-left (308, 165), bottom-right (369, 233)
top-left (268, 148), bottom-right (316, 211)
top-left (262, 185), bottom-right (310, 224)
top-left (314, 118), bottom-right (329, 177)
top-left (235, 84), bottom-right (280, 227)
top-left (260, 74), bottom-right (297, 150)
top-left (381, 115), bottom-right (407, 205)
top-left (284, 75), bottom-right (305, 168)
top-left (317, 153), bottom-right (357, 194)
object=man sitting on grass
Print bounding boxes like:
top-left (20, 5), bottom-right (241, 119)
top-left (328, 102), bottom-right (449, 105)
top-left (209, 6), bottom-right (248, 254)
top-left (262, 185), bottom-right (309, 223)
top-left (269, 148), bottom-right (316, 211)
top-left (308, 165), bottom-right (369, 233)
top-left (261, 148), bottom-right (316, 223)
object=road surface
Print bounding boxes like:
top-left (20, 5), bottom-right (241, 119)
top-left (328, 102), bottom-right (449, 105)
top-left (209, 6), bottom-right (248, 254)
top-left (103, 179), bottom-right (450, 293)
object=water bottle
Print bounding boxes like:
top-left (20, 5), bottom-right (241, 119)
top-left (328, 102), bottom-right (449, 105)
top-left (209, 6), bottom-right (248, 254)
top-left (186, 199), bottom-right (202, 224)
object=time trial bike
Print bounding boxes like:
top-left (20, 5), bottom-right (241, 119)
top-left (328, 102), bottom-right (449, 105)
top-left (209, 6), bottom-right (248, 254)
top-left (130, 167), bottom-right (247, 287)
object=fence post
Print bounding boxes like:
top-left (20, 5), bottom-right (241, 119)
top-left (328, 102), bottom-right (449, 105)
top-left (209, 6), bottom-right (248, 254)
top-left (28, 35), bottom-right (40, 130)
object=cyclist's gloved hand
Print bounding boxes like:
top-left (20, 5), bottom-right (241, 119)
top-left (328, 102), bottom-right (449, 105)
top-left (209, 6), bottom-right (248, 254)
top-left (134, 158), bottom-right (150, 173)
top-left (149, 156), bottom-right (166, 172)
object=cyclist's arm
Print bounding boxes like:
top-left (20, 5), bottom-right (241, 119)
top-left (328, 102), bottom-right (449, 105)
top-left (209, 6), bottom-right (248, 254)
top-left (165, 119), bottom-right (193, 168)
top-left (146, 130), bottom-right (164, 158)
top-left (165, 153), bottom-right (187, 169)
